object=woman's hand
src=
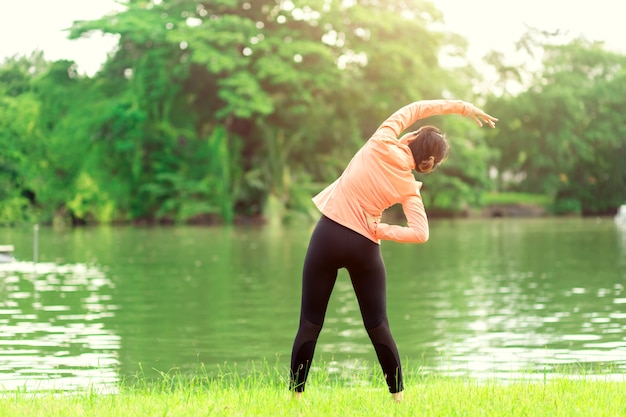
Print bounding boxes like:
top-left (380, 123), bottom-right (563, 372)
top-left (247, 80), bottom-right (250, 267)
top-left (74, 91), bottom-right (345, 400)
top-left (468, 105), bottom-right (498, 128)
top-left (365, 212), bottom-right (381, 234)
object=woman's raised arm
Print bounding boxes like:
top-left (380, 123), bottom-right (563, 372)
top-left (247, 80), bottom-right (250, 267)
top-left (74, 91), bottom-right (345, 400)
top-left (375, 99), bottom-right (498, 139)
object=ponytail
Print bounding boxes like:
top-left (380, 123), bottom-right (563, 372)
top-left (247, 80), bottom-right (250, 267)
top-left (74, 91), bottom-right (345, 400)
top-left (408, 125), bottom-right (450, 173)
top-left (418, 156), bottom-right (435, 173)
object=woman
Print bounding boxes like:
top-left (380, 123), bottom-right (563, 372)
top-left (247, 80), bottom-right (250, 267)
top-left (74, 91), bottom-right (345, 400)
top-left (289, 99), bottom-right (498, 402)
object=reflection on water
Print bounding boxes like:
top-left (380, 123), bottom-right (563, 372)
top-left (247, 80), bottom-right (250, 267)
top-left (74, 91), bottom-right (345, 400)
top-left (434, 279), bottom-right (626, 381)
top-left (0, 218), bottom-right (624, 392)
top-left (0, 261), bottom-right (119, 392)
top-left (320, 219), bottom-right (626, 382)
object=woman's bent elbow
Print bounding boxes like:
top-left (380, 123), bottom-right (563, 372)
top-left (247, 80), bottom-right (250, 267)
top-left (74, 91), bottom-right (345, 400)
top-left (412, 231), bottom-right (429, 243)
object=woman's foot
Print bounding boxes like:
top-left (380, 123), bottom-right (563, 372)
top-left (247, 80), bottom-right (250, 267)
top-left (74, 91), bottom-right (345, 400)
top-left (392, 391), bottom-right (404, 403)
top-left (293, 391), bottom-right (303, 400)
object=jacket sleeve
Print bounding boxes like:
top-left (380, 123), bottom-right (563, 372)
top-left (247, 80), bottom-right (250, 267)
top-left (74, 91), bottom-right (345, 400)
top-left (374, 193), bottom-right (429, 243)
top-left (375, 100), bottom-right (473, 139)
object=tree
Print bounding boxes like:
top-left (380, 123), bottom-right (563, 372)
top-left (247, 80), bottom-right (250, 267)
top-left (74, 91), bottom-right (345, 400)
top-left (0, 0), bottom-right (499, 226)
top-left (0, 53), bottom-right (49, 224)
top-left (64, 0), bottom-right (490, 224)
top-left (486, 35), bottom-right (626, 214)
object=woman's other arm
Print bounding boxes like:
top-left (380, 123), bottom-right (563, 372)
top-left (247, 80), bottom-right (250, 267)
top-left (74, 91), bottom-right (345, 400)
top-left (375, 100), bottom-right (498, 139)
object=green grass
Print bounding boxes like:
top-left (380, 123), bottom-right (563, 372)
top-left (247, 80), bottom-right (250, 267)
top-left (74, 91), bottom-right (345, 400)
top-left (482, 192), bottom-right (552, 207)
top-left (1, 364), bottom-right (625, 417)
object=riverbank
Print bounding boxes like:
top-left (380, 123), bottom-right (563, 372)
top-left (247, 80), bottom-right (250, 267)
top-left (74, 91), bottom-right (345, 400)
top-left (2, 370), bottom-right (624, 417)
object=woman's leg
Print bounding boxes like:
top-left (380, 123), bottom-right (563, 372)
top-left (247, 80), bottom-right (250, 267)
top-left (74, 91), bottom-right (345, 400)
top-left (290, 217), bottom-right (341, 392)
top-left (290, 216), bottom-right (404, 396)
top-left (346, 241), bottom-right (404, 394)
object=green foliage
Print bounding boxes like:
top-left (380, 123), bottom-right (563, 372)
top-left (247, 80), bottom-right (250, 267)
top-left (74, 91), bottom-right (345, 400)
top-left (0, 52), bottom-right (48, 96)
top-left (66, 172), bottom-right (117, 223)
top-left (482, 192), bottom-right (551, 207)
top-left (2, 2), bottom-right (624, 225)
top-left (419, 116), bottom-right (494, 211)
top-left (150, 125), bottom-right (239, 223)
top-left (30, 62), bottom-right (93, 216)
top-left (0, 88), bottom-right (42, 224)
top-left (486, 37), bottom-right (626, 215)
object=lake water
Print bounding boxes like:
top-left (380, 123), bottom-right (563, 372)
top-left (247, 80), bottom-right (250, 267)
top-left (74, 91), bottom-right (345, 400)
top-left (0, 218), bottom-right (625, 392)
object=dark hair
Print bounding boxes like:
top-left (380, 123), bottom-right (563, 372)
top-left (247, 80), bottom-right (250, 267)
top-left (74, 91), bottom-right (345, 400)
top-left (407, 125), bottom-right (450, 173)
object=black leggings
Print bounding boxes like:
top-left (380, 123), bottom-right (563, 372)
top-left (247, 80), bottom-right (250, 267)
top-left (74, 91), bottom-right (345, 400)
top-left (289, 215), bottom-right (403, 393)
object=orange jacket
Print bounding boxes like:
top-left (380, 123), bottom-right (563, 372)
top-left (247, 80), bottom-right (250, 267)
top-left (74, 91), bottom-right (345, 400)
top-left (313, 99), bottom-right (473, 244)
